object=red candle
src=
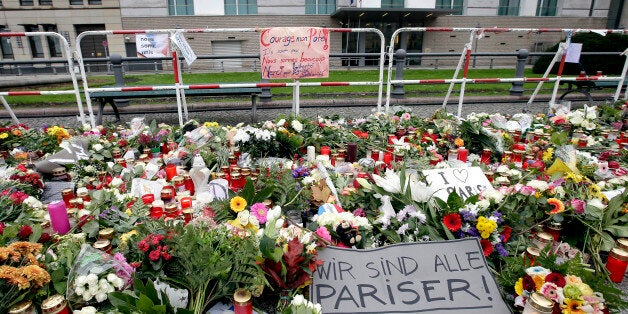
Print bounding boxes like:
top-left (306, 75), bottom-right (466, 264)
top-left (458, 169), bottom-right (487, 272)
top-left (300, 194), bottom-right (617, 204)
top-left (457, 147), bottom-right (468, 162)
top-left (481, 148), bottom-right (491, 164)
top-left (141, 194), bottom-right (155, 205)
top-left (61, 188), bottom-right (75, 208)
top-left (370, 150), bottom-right (380, 161)
top-left (606, 248), bottom-right (628, 283)
top-left (150, 200), bottom-right (164, 220)
top-left (184, 174), bottom-right (195, 196)
top-left (320, 146), bottom-right (331, 156)
top-left (233, 289), bottom-right (252, 314)
top-left (383, 152), bottom-right (393, 165)
top-left (346, 142), bottom-right (357, 163)
top-left (165, 164), bottom-right (177, 181)
top-left (180, 196), bottom-right (192, 209)
top-left (182, 208), bottom-right (194, 224)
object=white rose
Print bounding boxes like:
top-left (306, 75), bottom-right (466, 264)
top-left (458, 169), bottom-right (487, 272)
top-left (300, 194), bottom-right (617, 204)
top-left (291, 294), bottom-right (305, 306)
top-left (74, 286), bottom-right (85, 296)
top-left (92, 143), bottom-right (104, 152)
top-left (95, 292), bottom-right (108, 303)
top-left (476, 199), bottom-right (491, 209)
top-left (291, 120), bottom-right (303, 133)
top-left (110, 177), bottom-right (123, 187)
top-left (86, 274), bottom-right (98, 286)
top-left (277, 119), bottom-right (286, 126)
top-left (75, 275), bottom-right (87, 287)
top-left (82, 291), bottom-right (93, 302)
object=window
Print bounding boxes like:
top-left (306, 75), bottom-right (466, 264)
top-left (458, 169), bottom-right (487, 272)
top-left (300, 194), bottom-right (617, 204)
top-left (39, 0), bottom-right (52, 4)
top-left (536, 0), bottom-right (557, 16)
top-left (19, 0), bottom-right (34, 5)
top-left (305, 0), bottom-right (335, 14)
top-left (69, 0), bottom-right (83, 4)
top-left (0, 29), bottom-right (14, 59)
top-left (381, 0), bottom-right (403, 8)
top-left (168, 0), bottom-right (194, 15)
top-left (24, 25), bottom-right (44, 58)
top-left (436, 0), bottom-right (463, 15)
top-left (42, 25), bottom-right (62, 57)
top-left (498, 0), bottom-right (519, 15)
top-left (88, 0), bottom-right (102, 3)
top-left (224, 0), bottom-right (257, 15)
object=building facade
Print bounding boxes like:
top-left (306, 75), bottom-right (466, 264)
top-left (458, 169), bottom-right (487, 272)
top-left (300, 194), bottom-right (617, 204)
top-left (0, 0), bottom-right (625, 70)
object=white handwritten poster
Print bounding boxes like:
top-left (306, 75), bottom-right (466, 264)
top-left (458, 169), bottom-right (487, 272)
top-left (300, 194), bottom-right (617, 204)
top-left (136, 34), bottom-right (170, 58)
top-left (260, 27), bottom-right (330, 79)
top-left (422, 167), bottom-right (494, 201)
top-left (311, 239), bottom-right (510, 313)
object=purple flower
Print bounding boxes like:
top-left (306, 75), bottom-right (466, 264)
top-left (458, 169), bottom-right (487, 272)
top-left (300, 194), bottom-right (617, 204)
top-left (460, 210), bottom-right (476, 222)
top-left (466, 227), bottom-right (480, 237)
top-left (495, 243), bottom-right (508, 256)
top-left (353, 208), bottom-right (366, 217)
top-left (492, 211), bottom-right (504, 224)
top-left (292, 166), bottom-right (310, 178)
top-left (113, 253), bottom-right (135, 285)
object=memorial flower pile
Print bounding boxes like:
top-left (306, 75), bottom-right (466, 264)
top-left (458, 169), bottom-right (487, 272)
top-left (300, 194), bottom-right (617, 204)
top-left (0, 100), bottom-right (624, 313)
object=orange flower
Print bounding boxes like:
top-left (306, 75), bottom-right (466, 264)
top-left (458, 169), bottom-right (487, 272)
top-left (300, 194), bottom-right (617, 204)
top-left (547, 198), bottom-right (565, 214)
top-left (21, 264), bottom-right (50, 288)
top-left (532, 275), bottom-right (545, 290)
top-left (562, 298), bottom-right (585, 314)
top-left (454, 138), bottom-right (464, 147)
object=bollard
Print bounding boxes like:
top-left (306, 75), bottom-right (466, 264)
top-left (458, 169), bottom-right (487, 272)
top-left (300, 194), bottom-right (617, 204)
top-left (391, 49), bottom-right (406, 99)
top-left (259, 77), bottom-right (272, 102)
top-left (510, 49), bottom-right (529, 96)
top-left (110, 54), bottom-right (129, 107)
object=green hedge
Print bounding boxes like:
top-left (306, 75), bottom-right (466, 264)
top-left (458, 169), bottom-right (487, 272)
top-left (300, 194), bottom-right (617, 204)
top-left (532, 33), bottom-right (628, 75)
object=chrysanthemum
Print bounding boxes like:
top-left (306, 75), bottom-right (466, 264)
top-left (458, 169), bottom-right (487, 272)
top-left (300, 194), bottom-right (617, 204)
top-left (454, 138), bottom-right (464, 147)
top-left (547, 198), bottom-right (565, 214)
top-left (442, 213), bottom-right (462, 232)
top-left (230, 196), bottom-right (247, 213)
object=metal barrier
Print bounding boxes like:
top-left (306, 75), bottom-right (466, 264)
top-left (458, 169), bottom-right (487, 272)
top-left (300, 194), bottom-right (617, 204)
top-left (76, 27), bottom-right (386, 128)
top-left (0, 32), bottom-right (85, 125)
top-left (385, 27), bottom-right (628, 117)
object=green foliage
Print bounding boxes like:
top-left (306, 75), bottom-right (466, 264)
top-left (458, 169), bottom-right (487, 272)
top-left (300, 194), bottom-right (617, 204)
top-left (533, 33), bottom-right (628, 75)
top-left (458, 120), bottom-right (500, 155)
top-left (108, 278), bottom-right (193, 314)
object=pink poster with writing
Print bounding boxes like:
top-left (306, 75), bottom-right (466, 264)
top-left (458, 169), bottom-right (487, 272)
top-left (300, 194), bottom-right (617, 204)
top-left (260, 27), bottom-right (330, 79)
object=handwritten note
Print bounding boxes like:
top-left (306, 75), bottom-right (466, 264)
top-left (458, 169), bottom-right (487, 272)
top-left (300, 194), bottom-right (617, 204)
top-left (260, 27), bottom-right (330, 79)
top-left (422, 167), bottom-right (494, 201)
top-left (311, 239), bottom-right (510, 313)
top-left (136, 34), bottom-right (170, 58)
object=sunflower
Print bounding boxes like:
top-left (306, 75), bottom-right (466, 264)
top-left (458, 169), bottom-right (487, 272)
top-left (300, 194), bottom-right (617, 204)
top-left (230, 196), bottom-right (248, 213)
top-left (563, 298), bottom-right (585, 314)
top-left (547, 198), bottom-right (565, 214)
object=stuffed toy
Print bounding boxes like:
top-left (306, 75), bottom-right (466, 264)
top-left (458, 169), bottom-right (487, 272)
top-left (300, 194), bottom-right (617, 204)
top-left (335, 220), bottom-right (362, 247)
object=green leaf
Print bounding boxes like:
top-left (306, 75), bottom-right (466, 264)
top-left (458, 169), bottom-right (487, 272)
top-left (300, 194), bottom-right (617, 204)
top-left (446, 191), bottom-right (463, 212)
top-left (604, 225), bottom-right (628, 238)
top-left (28, 223), bottom-right (43, 243)
top-left (144, 279), bottom-right (161, 305)
top-left (600, 232), bottom-right (616, 252)
top-left (240, 179), bottom-right (255, 205)
top-left (152, 305), bottom-right (167, 314)
top-left (82, 220), bottom-right (100, 238)
top-left (137, 294), bottom-right (156, 312)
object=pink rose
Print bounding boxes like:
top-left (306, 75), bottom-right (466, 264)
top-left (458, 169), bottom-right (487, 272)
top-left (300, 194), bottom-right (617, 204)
top-left (569, 199), bottom-right (586, 214)
top-left (519, 185), bottom-right (536, 196)
top-left (316, 226), bottom-right (332, 242)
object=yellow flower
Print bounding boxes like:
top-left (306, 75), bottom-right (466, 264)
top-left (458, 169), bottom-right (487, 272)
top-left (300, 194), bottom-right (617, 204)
top-left (120, 230), bottom-right (138, 247)
top-left (542, 148), bottom-right (553, 163)
top-left (480, 231), bottom-right (491, 239)
top-left (454, 138), bottom-right (464, 147)
top-left (562, 298), bottom-right (585, 314)
top-left (204, 121), bottom-right (219, 127)
top-left (230, 196), bottom-right (247, 213)
top-left (514, 277), bottom-right (524, 295)
top-left (0, 133), bottom-right (8, 139)
top-left (547, 198), bottom-right (565, 214)
top-left (532, 275), bottom-right (545, 291)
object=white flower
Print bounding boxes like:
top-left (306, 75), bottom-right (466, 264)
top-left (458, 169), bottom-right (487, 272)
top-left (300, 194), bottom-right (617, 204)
top-left (314, 303), bottom-right (322, 313)
top-left (75, 275), bottom-right (87, 287)
top-left (23, 196), bottom-right (43, 209)
top-left (107, 273), bottom-right (117, 282)
top-left (372, 169), bottom-right (401, 193)
top-left (99, 278), bottom-right (110, 290)
top-left (237, 210), bottom-right (251, 226)
top-left (74, 286), bottom-right (85, 296)
top-left (92, 143), bottom-right (104, 152)
top-left (88, 284), bottom-right (99, 295)
top-left (527, 180), bottom-right (549, 192)
top-left (300, 231), bottom-right (313, 244)
top-left (291, 294), bottom-right (306, 306)
top-left (74, 306), bottom-right (97, 314)
top-left (84, 165), bottom-right (96, 173)
top-left (407, 176), bottom-right (433, 202)
top-left (291, 120), bottom-right (303, 132)
top-left (553, 186), bottom-right (565, 198)
top-left (86, 273), bottom-right (98, 286)
top-left (476, 199), bottom-right (490, 209)
top-left (587, 198), bottom-right (606, 210)
top-left (266, 206), bottom-right (282, 224)
top-left (376, 195), bottom-right (396, 227)
top-left (110, 177), bottom-right (123, 188)
top-left (82, 291), bottom-right (93, 302)
top-left (277, 119), bottom-right (286, 126)
top-left (581, 120), bottom-right (597, 131)
top-left (482, 189), bottom-right (504, 203)
top-left (95, 292), bottom-right (108, 303)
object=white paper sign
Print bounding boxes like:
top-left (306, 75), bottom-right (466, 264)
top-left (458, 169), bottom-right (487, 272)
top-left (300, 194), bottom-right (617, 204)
top-left (565, 43), bottom-right (583, 63)
top-left (170, 32), bottom-right (197, 66)
top-left (136, 34), bottom-right (170, 58)
top-left (208, 179), bottom-right (229, 201)
top-left (422, 167), bottom-right (493, 201)
top-left (311, 239), bottom-right (511, 313)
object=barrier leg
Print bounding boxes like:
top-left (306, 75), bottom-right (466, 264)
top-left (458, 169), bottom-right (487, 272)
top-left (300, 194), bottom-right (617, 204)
top-left (614, 49), bottom-right (628, 102)
top-left (0, 96), bottom-right (20, 125)
top-left (293, 79), bottom-right (300, 116)
top-left (548, 46), bottom-right (569, 110)
top-left (443, 30), bottom-right (476, 109)
top-left (457, 48), bottom-right (473, 118)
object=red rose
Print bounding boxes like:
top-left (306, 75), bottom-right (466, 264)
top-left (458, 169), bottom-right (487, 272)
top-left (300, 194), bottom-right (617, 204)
top-left (608, 161), bottom-right (620, 169)
top-left (522, 274), bottom-right (536, 291)
top-left (38, 233), bottom-right (51, 243)
top-left (0, 222), bottom-right (5, 234)
top-left (137, 240), bottom-right (150, 252)
top-left (501, 225), bottom-right (512, 243)
top-left (148, 250), bottom-right (161, 261)
top-left (17, 225), bottom-right (33, 238)
top-left (161, 251), bottom-right (171, 261)
top-left (129, 262), bottom-right (142, 268)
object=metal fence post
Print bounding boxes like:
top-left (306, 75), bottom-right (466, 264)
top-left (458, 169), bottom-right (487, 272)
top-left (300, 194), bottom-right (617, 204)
top-left (391, 49), bottom-right (406, 99)
top-left (259, 77), bottom-right (272, 102)
top-left (510, 49), bottom-right (529, 96)
top-left (111, 54), bottom-right (129, 107)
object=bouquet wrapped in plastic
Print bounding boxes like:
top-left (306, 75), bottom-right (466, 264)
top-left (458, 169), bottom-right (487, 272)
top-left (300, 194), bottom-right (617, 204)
top-left (66, 244), bottom-right (134, 306)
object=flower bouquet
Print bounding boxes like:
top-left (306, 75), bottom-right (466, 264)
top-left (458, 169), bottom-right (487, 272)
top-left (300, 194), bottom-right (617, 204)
top-left (0, 241), bottom-right (50, 312)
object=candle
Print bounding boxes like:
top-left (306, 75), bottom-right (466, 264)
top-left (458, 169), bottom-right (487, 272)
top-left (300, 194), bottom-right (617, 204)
top-left (522, 292), bottom-right (553, 314)
top-left (447, 149), bottom-right (458, 161)
top-left (61, 188), bottom-right (75, 208)
top-left (346, 142), bottom-right (357, 163)
top-left (233, 289), bottom-right (253, 314)
top-left (307, 146), bottom-right (315, 162)
top-left (141, 194), bottom-right (155, 205)
top-left (383, 151), bottom-right (393, 165)
top-left (165, 163), bottom-right (177, 181)
top-left (543, 221), bottom-right (562, 241)
top-left (48, 201), bottom-right (71, 235)
top-left (150, 200), bottom-right (164, 220)
top-left (320, 146), bottom-right (331, 156)
top-left (605, 247), bottom-right (628, 283)
top-left (481, 148), bottom-right (491, 164)
top-left (180, 196), bottom-right (192, 209)
top-left (457, 147), bottom-right (468, 162)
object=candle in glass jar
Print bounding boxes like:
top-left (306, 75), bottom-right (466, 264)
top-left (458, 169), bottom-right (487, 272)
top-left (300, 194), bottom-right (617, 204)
top-left (41, 295), bottom-right (70, 314)
top-left (307, 146), bottom-right (316, 162)
top-left (233, 289), bottom-right (253, 314)
top-left (481, 148), bottom-right (491, 164)
top-left (180, 196), bottom-right (192, 209)
top-left (150, 200), bottom-right (164, 220)
top-left (48, 201), bottom-right (71, 235)
top-left (457, 147), bottom-right (468, 162)
top-left (522, 292), bottom-right (553, 314)
top-left (165, 164), bottom-right (177, 181)
top-left (447, 149), bottom-right (458, 161)
top-left (383, 152), bottom-right (393, 165)
top-left (141, 193), bottom-right (155, 205)
top-left (605, 247), bottom-right (628, 283)
top-left (346, 142), bottom-right (357, 163)
top-left (61, 188), bottom-right (75, 208)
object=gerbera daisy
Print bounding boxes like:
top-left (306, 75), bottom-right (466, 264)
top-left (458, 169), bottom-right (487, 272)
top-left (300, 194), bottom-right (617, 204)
top-left (230, 196), bottom-right (247, 213)
top-left (250, 202), bottom-right (268, 224)
top-left (544, 272), bottom-right (566, 288)
top-left (563, 298), bottom-right (585, 314)
top-left (480, 239), bottom-right (493, 256)
top-left (547, 198), bottom-right (565, 214)
top-left (442, 213), bottom-right (462, 232)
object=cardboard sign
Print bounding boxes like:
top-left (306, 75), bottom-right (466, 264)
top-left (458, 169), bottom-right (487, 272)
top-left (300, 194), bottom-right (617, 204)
top-left (136, 34), bottom-right (170, 58)
top-left (423, 167), bottom-right (493, 201)
top-left (171, 32), bottom-right (197, 66)
top-left (260, 27), bottom-right (330, 79)
top-left (311, 239), bottom-right (510, 314)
